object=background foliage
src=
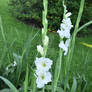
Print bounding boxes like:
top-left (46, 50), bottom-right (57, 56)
top-left (9, 0), bottom-right (92, 32)
top-left (0, 0), bottom-right (92, 91)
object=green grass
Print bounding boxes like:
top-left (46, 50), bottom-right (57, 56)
top-left (0, 0), bottom-right (92, 92)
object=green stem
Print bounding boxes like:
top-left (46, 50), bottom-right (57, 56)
top-left (42, 87), bottom-right (45, 92)
top-left (42, 0), bottom-right (48, 57)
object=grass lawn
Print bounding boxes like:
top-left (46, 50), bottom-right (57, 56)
top-left (0, 0), bottom-right (92, 91)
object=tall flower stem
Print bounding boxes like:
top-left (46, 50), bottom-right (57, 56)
top-left (64, 0), bottom-right (85, 91)
top-left (42, 0), bottom-right (48, 57)
top-left (41, 0), bottom-right (48, 91)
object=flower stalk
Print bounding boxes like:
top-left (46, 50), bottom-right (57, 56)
top-left (64, 0), bottom-right (85, 91)
top-left (35, 0), bottom-right (53, 90)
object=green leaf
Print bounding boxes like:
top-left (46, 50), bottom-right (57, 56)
top-left (0, 76), bottom-right (18, 92)
top-left (0, 16), bottom-right (6, 43)
top-left (71, 77), bottom-right (77, 92)
top-left (77, 21), bottom-right (92, 33)
top-left (52, 49), bottom-right (63, 92)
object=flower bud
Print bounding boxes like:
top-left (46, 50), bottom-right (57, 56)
top-left (37, 45), bottom-right (44, 56)
top-left (44, 36), bottom-right (49, 46)
top-left (42, 28), bottom-right (44, 34)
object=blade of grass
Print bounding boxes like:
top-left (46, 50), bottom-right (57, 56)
top-left (52, 49), bottom-right (63, 92)
top-left (0, 76), bottom-right (18, 92)
top-left (80, 42), bottom-right (92, 48)
top-left (0, 16), bottom-right (6, 43)
top-left (17, 31), bottom-right (39, 83)
top-left (24, 65), bottom-right (29, 92)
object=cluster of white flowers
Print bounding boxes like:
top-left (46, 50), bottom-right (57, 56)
top-left (57, 10), bottom-right (73, 55)
top-left (35, 35), bottom-right (53, 88)
top-left (35, 57), bottom-right (52, 88)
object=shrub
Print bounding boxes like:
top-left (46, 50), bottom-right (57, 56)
top-left (9, 0), bottom-right (92, 31)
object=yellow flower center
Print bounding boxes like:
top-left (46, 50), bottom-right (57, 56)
top-left (41, 75), bottom-right (45, 80)
top-left (42, 62), bottom-right (46, 67)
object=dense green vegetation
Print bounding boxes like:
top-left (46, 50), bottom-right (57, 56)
top-left (9, 0), bottom-right (92, 32)
top-left (0, 0), bottom-right (92, 92)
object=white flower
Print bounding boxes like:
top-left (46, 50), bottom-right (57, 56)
top-left (57, 29), bottom-right (70, 39)
top-left (59, 39), bottom-right (70, 55)
top-left (65, 12), bottom-right (72, 18)
top-left (57, 11), bottom-right (73, 39)
top-left (57, 18), bottom-right (73, 39)
top-left (36, 70), bottom-right (52, 88)
top-left (37, 45), bottom-right (44, 56)
top-left (44, 35), bottom-right (49, 46)
top-left (35, 57), bottom-right (53, 72)
top-left (57, 30), bottom-right (64, 38)
top-left (59, 41), bottom-right (68, 51)
top-left (63, 18), bottom-right (73, 30)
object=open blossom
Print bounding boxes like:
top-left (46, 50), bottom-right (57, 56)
top-left (57, 29), bottom-right (70, 39)
top-left (37, 45), bottom-right (44, 56)
top-left (57, 11), bottom-right (73, 39)
top-left (59, 39), bottom-right (70, 55)
top-left (57, 9), bottom-right (73, 56)
top-left (35, 57), bottom-right (53, 72)
top-left (36, 70), bottom-right (52, 88)
top-left (62, 18), bottom-right (73, 30)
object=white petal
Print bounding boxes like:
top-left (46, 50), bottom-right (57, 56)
top-left (35, 57), bottom-right (53, 72)
top-left (64, 48), bottom-right (68, 56)
top-left (59, 41), bottom-right (67, 51)
top-left (57, 30), bottom-right (64, 38)
top-left (44, 72), bottom-right (52, 84)
top-left (64, 30), bottom-right (71, 39)
top-left (65, 39), bottom-right (70, 47)
top-left (36, 77), bottom-right (44, 88)
top-left (65, 12), bottom-right (72, 18)
top-left (36, 71), bottom-right (52, 88)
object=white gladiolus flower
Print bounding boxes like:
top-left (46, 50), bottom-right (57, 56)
top-left (63, 18), bottom-right (73, 30)
top-left (57, 29), bottom-right (70, 39)
top-left (35, 57), bottom-right (53, 72)
top-left (44, 35), bottom-right (49, 46)
top-left (37, 45), bottom-right (44, 55)
top-left (36, 70), bottom-right (52, 88)
top-left (59, 41), bottom-right (68, 52)
top-left (57, 30), bottom-right (65, 38)
top-left (57, 11), bottom-right (73, 39)
top-left (59, 39), bottom-right (70, 55)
